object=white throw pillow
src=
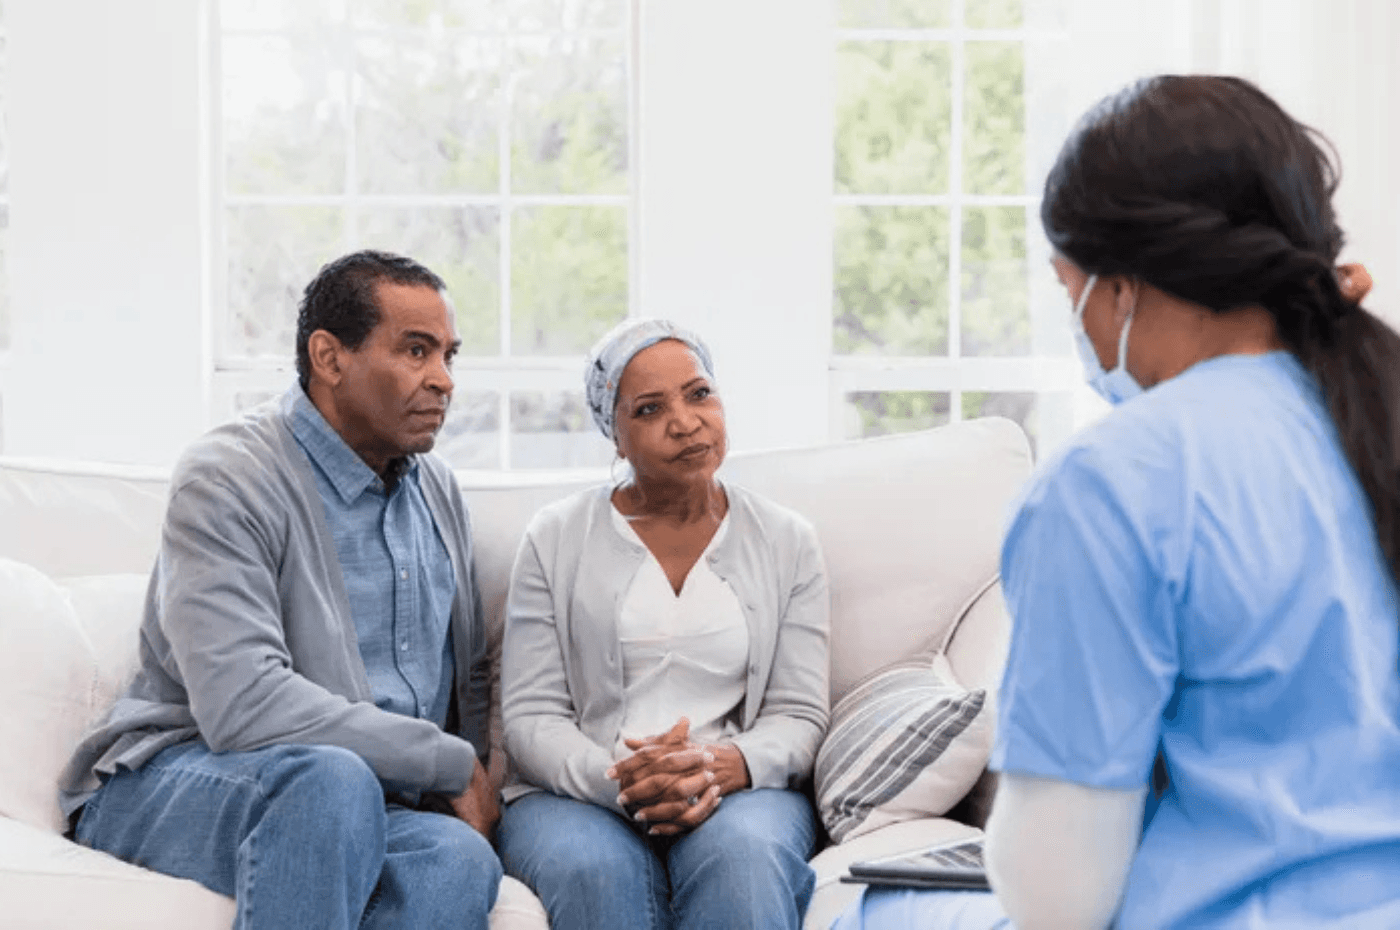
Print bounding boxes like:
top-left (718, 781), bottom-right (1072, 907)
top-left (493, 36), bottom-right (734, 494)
top-left (61, 573), bottom-right (151, 713)
top-left (814, 652), bottom-right (993, 844)
top-left (0, 559), bottom-right (97, 833)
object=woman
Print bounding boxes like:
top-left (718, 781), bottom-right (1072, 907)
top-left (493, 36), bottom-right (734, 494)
top-left (838, 75), bottom-right (1400, 929)
top-left (498, 318), bottom-right (829, 930)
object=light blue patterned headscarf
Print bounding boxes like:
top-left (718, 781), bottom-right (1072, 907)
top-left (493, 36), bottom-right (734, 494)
top-left (584, 318), bottom-right (716, 441)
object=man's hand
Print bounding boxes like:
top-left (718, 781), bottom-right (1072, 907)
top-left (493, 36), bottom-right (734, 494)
top-left (449, 758), bottom-right (500, 840)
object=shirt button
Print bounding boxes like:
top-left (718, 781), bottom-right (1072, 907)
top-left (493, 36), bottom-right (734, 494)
top-left (400, 640), bottom-right (409, 652)
top-left (400, 568), bottom-right (409, 580)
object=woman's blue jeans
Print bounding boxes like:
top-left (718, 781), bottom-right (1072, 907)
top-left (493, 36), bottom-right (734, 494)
top-left (499, 787), bottom-right (817, 930)
top-left (75, 740), bottom-right (502, 930)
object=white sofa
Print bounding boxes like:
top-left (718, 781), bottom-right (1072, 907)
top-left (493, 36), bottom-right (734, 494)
top-left (0, 417), bottom-right (1031, 930)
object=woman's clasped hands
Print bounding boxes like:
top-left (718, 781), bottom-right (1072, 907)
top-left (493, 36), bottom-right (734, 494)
top-left (606, 717), bottom-right (746, 836)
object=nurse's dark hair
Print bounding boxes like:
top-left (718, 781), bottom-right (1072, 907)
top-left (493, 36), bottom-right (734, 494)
top-left (1043, 74), bottom-right (1400, 586)
top-left (296, 250), bottom-right (446, 390)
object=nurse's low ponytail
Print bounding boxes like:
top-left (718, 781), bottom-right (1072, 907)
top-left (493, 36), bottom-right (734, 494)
top-left (1280, 280), bottom-right (1400, 576)
top-left (1042, 74), bottom-right (1400, 586)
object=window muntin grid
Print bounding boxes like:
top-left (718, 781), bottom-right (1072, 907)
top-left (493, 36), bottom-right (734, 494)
top-left (832, 0), bottom-right (1072, 455)
top-left (217, 0), bottom-right (632, 469)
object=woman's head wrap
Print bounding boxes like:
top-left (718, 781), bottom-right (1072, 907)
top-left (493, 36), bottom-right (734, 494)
top-left (583, 318), bottom-right (716, 441)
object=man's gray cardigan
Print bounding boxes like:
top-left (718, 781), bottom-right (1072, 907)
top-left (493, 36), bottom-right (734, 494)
top-left (59, 392), bottom-right (489, 816)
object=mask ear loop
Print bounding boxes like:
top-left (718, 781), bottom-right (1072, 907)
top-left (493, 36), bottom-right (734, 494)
top-left (1113, 284), bottom-right (1139, 371)
top-left (1074, 274), bottom-right (1099, 320)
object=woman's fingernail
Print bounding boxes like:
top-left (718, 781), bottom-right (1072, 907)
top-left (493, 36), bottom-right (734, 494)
top-left (704, 770), bottom-right (716, 783)
top-left (606, 767), bottom-right (617, 779)
top-left (617, 793), bottom-right (628, 806)
top-left (702, 751), bottom-right (715, 764)
top-left (634, 812), bottom-right (646, 823)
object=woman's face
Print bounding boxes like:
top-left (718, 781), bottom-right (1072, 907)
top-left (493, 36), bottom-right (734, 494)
top-left (613, 339), bottom-right (726, 483)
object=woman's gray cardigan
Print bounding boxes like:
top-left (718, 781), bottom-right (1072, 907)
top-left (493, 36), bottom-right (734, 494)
top-left (501, 482), bottom-right (830, 812)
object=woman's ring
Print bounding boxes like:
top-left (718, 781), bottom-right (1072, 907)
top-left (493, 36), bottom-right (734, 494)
top-left (687, 795), bottom-right (699, 807)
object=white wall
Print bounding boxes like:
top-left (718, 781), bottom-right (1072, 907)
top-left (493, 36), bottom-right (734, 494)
top-left (638, 0), bottom-right (834, 454)
top-left (5, 0), bottom-right (213, 464)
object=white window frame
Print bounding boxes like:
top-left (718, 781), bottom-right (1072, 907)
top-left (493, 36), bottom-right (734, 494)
top-left (830, 10), bottom-right (1082, 449)
top-left (209, 1), bottom-right (639, 469)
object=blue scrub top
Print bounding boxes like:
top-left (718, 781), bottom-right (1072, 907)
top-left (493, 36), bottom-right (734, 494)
top-left (993, 352), bottom-right (1400, 929)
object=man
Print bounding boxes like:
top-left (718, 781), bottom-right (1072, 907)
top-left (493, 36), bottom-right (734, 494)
top-left (58, 250), bottom-right (502, 929)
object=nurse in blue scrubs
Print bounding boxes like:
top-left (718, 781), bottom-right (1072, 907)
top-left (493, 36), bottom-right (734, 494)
top-left (836, 74), bottom-right (1400, 929)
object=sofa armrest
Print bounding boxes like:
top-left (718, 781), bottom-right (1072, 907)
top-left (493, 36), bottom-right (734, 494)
top-left (941, 577), bottom-right (1011, 697)
top-left (940, 579), bottom-right (1011, 829)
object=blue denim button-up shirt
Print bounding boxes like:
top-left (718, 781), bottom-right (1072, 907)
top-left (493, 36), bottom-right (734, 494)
top-left (289, 388), bottom-right (455, 729)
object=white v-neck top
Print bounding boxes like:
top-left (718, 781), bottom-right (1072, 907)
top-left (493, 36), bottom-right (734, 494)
top-left (610, 505), bottom-right (750, 757)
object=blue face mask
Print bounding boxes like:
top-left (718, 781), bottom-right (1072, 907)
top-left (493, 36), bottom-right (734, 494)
top-left (1072, 273), bottom-right (1143, 405)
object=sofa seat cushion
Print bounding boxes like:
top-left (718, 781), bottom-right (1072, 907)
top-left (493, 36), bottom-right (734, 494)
top-left (0, 814), bottom-right (547, 929)
top-left (0, 816), bottom-right (236, 930)
top-left (814, 653), bottom-right (993, 844)
top-left (805, 817), bottom-right (983, 930)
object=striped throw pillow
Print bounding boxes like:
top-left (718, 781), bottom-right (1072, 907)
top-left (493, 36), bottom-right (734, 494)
top-left (814, 653), bottom-right (992, 843)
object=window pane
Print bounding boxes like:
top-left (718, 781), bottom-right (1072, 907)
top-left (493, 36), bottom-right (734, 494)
top-left (356, 207), bottom-right (500, 356)
top-left (227, 205), bottom-right (345, 357)
top-left (961, 206), bottom-right (1028, 355)
top-left (835, 42), bottom-right (951, 194)
top-left (224, 36), bottom-right (348, 195)
top-left (834, 206), bottom-right (949, 356)
top-left (512, 36), bottom-right (627, 195)
top-left (223, 0), bottom-right (347, 30)
top-left (352, 0), bottom-right (506, 30)
top-left (965, 0), bottom-right (1024, 29)
top-left (962, 389), bottom-right (1054, 457)
top-left (510, 0), bottom-right (626, 31)
top-left (355, 36), bottom-right (501, 194)
top-left (510, 390), bottom-right (613, 468)
top-left (438, 390), bottom-right (501, 469)
top-left (963, 41), bottom-right (1024, 195)
top-left (510, 205), bottom-right (627, 355)
top-left (837, 0), bottom-right (952, 28)
top-left (843, 391), bottom-right (950, 439)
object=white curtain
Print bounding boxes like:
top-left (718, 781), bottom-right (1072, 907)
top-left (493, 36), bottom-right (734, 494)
top-left (1039, 0), bottom-right (1400, 323)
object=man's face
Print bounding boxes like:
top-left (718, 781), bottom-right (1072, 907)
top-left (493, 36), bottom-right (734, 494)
top-left (332, 281), bottom-right (460, 472)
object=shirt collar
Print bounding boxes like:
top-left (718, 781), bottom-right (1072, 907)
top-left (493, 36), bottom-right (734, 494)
top-left (285, 384), bottom-right (418, 504)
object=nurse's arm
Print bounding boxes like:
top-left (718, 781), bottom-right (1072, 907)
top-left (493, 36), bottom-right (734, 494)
top-left (984, 772), bottom-right (1145, 930)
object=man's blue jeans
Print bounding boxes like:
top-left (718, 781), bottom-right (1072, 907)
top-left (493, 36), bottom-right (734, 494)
top-left (499, 787), bottom-right (817, 930)
top-left (75, 741), bottom-right (502, 930)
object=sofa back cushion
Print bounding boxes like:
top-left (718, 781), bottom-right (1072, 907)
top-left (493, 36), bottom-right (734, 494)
top-left (0, 419), bottom-right (1032, 762)
top-left (719, 418), bottom-right (1030, 701)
